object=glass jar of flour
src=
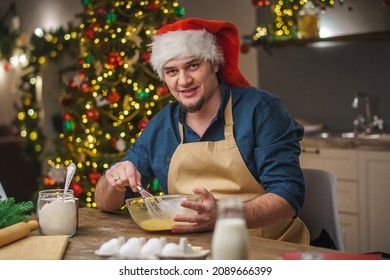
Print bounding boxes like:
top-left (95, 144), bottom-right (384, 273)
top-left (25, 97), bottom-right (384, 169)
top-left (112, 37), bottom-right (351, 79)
top-left (37, 189), bottom-right (78, 237)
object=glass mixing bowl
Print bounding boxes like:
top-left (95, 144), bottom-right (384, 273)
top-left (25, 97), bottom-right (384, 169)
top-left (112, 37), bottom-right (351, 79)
top-left (125, 194), bottom-right (201, 231)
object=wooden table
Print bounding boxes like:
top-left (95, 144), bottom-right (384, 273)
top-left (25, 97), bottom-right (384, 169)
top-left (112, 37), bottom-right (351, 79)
top-left (63, 207), bottom-right (335, 260)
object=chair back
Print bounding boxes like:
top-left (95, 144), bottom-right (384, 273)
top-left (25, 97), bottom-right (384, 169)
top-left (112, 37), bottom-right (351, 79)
top-left (0, 181), bottom-right (7, 201)
top-left (300, 168), bottom-right (344, 251)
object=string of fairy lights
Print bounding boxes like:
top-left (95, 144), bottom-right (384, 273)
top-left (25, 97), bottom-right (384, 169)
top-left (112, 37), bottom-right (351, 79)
top-left (247, 0), bottom-right (390, 45)
top-left (250, 0), bottom-right (338, 41)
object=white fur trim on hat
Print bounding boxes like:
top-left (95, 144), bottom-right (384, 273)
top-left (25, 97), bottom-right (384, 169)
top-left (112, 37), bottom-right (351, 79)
top-left (150, 29), bottom-right (224, 79)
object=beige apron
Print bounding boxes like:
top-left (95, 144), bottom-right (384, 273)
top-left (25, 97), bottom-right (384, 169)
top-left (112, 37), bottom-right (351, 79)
top-left (167, 94), bottom-right (309, 244)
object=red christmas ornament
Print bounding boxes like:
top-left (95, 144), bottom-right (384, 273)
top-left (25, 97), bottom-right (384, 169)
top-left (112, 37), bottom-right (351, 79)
top-left (71, 182), bottom-right (83, 198)
top-left (147, 2), bottom-right (159, 11)
top-left (107, 90), bottom-right (120, 103)
top-left (95, 4), bottom-right (108, 16)
top-left (78, 71), bottom-right (85, 80)
top-left (156, 84), bottom-right (169, 96)
top-left (69, 80), bottom-right (77, 88)
top-left (384, 0), bottom-right (390, 7)
top-left (252, 0), bottom-right (267, 7)
top-left (141, 52), bottom-right (151, 63)
top-left (107, 52), bottom-right (123, 69)
top-left (110, 137), bottom-right (118, 148)
top-left (63, 113), bottom-right (74, 121)
top-left (85, 108), bottom-right (100, 121)
top-left (89, 170), bottom-right (102, 184)
top-left (80, 81), bottom-right (92, 93)
top-left (240, 44), bottom-right (250, 54)
top-left (138, 118), bottom-right (149, 130)
top-left (84, 28), bottom-right (95, 39)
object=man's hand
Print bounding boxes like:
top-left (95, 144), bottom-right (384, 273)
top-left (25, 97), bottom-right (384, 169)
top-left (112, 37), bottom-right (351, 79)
top-left (171, 187), bottom-right (218, 233)
top-left (95, 160), bottom-right (141, 212)
top-left (104, 160), bottom-right (142, 193)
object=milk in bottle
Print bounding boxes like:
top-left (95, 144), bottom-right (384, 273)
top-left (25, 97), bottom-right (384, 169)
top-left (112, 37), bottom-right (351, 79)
top-left (211, 198), bottom-right (249, 259)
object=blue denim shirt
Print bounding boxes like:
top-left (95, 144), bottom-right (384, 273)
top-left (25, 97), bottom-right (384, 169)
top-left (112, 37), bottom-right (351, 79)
top-left (121, 81), bottom-right (305, 210)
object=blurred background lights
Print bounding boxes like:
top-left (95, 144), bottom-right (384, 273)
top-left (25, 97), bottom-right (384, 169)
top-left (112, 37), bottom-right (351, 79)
top-left (35, 28), bottom-right (45, 38)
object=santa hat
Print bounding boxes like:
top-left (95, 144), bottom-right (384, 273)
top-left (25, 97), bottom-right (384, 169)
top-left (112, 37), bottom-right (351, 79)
top-left (150, 18), bottom-right (250, 87)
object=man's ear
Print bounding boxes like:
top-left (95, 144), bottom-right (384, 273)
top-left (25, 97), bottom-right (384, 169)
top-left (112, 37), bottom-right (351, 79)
top-left (211, 63), bottom-right (220, 74)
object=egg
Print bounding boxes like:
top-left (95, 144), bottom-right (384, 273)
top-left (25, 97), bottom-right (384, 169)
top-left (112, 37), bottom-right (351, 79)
top-left (119, 237), bottom-right (143, 259)
top-left (161, 243), bottom-right (183, 257)
top-left (139, 237), bottom-right (163, 258)
top-left (128, 237), bottom-right (142, 248)
top-left (96, 237), bottom-right (125, 256)
top-left (95, 236), bottom-right (210, 260)
top-left (138, 237), bottom-right (147, 247)
top-left (159, 237), bottom-right (167, 248)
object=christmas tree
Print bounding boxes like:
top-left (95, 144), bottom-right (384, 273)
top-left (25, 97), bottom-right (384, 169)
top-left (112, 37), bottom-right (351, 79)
top-left (14, 0), bottom-right (184, 208)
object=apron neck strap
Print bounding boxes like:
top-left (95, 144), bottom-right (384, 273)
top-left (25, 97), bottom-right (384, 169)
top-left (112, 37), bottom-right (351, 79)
top-left (178, 92), bottom-right (234, 142)
top-left (224, 93), bottom-right (234, 139)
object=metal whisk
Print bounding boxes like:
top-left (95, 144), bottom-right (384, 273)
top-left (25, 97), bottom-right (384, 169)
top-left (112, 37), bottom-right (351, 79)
top-left (136, 185), bottom-right (169, 220)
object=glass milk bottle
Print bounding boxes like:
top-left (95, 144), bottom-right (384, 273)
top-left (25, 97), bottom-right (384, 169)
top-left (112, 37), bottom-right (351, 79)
top-left (37, 189), bottom-right (78, 237)
top-left (212, 198), bottom-right (249, 260)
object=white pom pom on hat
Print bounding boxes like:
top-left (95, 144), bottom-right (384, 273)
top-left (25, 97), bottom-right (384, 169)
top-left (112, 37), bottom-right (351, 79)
top-left (150, 18), bottom-right (250, 87)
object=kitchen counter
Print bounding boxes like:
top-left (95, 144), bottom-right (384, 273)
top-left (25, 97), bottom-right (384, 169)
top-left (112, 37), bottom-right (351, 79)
top-left (63, 207), bottom-right (337, 260)
top-left (302, 132), bottom-right (390, 151)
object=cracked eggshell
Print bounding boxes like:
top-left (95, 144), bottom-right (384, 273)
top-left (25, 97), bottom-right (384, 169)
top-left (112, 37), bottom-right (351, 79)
top-left (158, 237), bottom-right (210, 259)
top-left (179, 237), bottom-right (196, 255)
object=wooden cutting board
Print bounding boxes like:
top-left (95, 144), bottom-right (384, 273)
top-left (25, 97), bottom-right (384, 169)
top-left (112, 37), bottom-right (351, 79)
top-left (0, 235), bottom-right (69, 260)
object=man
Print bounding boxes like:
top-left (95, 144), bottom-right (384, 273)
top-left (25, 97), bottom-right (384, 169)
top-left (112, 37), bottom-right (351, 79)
top-left (95, 18), bottom-right (309, 244)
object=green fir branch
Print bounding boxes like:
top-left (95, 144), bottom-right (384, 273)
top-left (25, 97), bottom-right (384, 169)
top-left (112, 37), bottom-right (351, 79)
top-left (0, 197), bottom-right (34, 229)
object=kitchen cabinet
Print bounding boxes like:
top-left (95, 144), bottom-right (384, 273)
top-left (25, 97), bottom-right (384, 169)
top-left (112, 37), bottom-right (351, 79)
top-left (300, 147), bottom-right (360, 253)
top-left (300, 144), bottom-right (390, 254)
top-left (358, 150), bottom-right (390, 254)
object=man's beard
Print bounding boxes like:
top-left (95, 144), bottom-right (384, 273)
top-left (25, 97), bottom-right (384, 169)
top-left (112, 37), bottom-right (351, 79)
top-left (179, 96), bottom-right (205, 113)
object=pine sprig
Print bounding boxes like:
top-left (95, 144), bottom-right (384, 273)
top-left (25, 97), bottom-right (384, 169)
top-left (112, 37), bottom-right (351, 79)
top-left (0, 197), bottom-right (34, 229)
